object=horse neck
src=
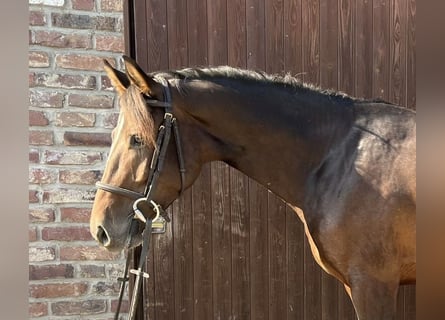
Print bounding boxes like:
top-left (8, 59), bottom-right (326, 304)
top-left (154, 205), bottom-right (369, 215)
top-left (180, 79), bottom-right (356, 205)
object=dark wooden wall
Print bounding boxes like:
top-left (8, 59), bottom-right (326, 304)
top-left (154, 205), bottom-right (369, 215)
top-left (123, 0), bottom-right (416, 319)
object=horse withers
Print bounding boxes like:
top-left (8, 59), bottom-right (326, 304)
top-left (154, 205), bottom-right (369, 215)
top-left (90, 56), bottom-right (416, 320)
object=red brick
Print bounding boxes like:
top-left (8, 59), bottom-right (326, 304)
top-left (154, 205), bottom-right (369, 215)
top-left (29, 302), bottom-right (48, 318)
top-left (29, 264), bottom-right (74, 280)
top-left (34, 73), bottom-right (96, 90)
top-left (29, 227), bottom-right (38, 242)
top-left (72, 0), bottom-right (95, 11)
top-left (29, 130), bottom-right (53, 145)
top-left (100, 75), bottom-right (114, 91)
top-left (29, 11), bottom-right (46, 26)
top-left (64, 131), bottom-right (111, 146)
top-left (42, 226), bottom-right (93, 241)
top-left (95, 34), bottom-right (125, 52)
top-left (98, 16), bottom-right (120, 31)
top-left (29, 51), bottom-right (50, 68)
top-left (29, 207), bottom-right (55, 223)
top-left (29, 72), bottom-right (36, 86)
top-left (101, 0), bottom-right (123, 12)
top-left (92, 281), bottom-right (120, 295)
top-left (55, 112), bottom-right (96, 127)
top-left (61, 207), bottom-right (91, 223)
top-left (59, 169), bottom-right (102, 185)
top-left (29, 149), bottom-right (40, 163)
top-left (29, 189), bottom-right (40, 203)
top-left (68, 93), bottom-right (114, 109)
top-left (29, 90), bottom-right (64, 108)
top-left (103, 112), bottom-right (119, 128)
top-left (60, 246), bottom-right (121, 261)
top-left (111, 299), bottom-right (129, 313)
top-left (29, 110), bottom-right (49, 126)
top-left (29, 282), bottom-right (88, 298)
top-left (29, 167), bottom-right (57, 184)
top-left (78, 264), bottom-right (106, 278)
top-left (29, 247), bottom-right (56, 262)
top-left (33, 30), bottom-right (92, 49)
top-left (42, 150), bottom-right (103, 165)
top-left (56, 53), bottom-right (113, 71)
top-left (42, 188), bottom-right (96, 204)
top-left (51, 300), bottom-right (107, 316)
top-left (52, 12), bottom-right (95, 29)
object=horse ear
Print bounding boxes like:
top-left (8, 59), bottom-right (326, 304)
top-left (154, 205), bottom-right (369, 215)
top-left (122, 55), bottom-right (161, 97)
top-left (103, 59), bottom-right (130, 95)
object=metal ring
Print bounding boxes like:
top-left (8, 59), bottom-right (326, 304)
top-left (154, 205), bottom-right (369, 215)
top-left (132, 198), bottom-right (161, 223)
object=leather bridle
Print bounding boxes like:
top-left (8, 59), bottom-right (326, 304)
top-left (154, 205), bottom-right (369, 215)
top-left (95, 76), bottom-right (186, 320)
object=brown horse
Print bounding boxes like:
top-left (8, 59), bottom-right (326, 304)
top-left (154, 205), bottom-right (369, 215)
top-left (90, 56), bottom-right (416, 320)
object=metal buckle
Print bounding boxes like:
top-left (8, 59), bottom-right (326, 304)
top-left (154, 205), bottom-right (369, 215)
top-left (151, 216), bottom-right (167, 234)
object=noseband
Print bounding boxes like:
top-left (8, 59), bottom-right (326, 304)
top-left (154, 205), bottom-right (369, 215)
top-left (95, 76), bottom-right (186, 320)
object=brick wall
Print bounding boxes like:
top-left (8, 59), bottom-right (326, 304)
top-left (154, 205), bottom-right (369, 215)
top-left (29, 0), bottom-right (128, 318)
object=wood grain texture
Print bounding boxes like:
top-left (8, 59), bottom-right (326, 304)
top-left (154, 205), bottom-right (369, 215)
top-left (211, 161), bottom-right (231, 320)
top-left (373, 0), bottom-right (390, 99)
top-left (355, 0), bottom-right (373, 99)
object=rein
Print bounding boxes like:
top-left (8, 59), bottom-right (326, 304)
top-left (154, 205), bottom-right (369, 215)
top-left (95, 77), bottom-right (185, 320)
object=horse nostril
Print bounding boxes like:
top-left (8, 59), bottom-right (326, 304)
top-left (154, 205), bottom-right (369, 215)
top-left (96, 226), bottom-right (111, 247)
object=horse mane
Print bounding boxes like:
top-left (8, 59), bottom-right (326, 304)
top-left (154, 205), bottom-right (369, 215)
top-left (119, 85), bottom-right (156, 146)
top-left (163, 66), bottom-right (356, 103)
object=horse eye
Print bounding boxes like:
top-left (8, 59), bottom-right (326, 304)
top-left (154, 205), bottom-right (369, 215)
top-left (130, 135), bottom-right (144, 147)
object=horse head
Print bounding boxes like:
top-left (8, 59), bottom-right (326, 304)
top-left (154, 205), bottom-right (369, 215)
top-left (90, 57), bottom-right (205, 251)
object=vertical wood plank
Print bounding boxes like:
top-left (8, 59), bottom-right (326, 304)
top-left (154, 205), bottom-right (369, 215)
top-left (187, 0), bottom-right (208, 66)
top-left (320, 0), bottom-right (338, 90)
top-left (207, 0), bottom-right (227, 65)
top-left (211, 161), bottom-right (232, 320)
top-left (286, 206), bottom-right (305, 320)
top-left (390, 0), bottom-right (407, 106)
top-left (227, 0), bottom-right (247, 68)
top-left (249, 180), bottom-right (269, 320)
top-left (284, 0), bottom-right (302, 76)
top-left (246, 0), bottom-right (266, 68)
top-left (264, 1), bottom-right (287, 318)
top-left (227, 2), bottom-right (250, 319)
top-left (404, 285), bottom-right (416, 320)
top-left (246, 2), bottom-right (268, 319)
top-left (192, 163), bottom-right (214, 319)
top-left (283, 1), bottom-right (304, 319)
top-left (302, 0), bottom-right (320, 84)
top-left (152, 218), bottom-right (175, 320)
top-left (207, 1), bottom-right (230, 318)
top-left (337, 285), bottom-right (356, 320)
top-left (146, 0), bottom-right (168, 71)
top-left (230, 167), bottom-right (251, 319)
top-left (132, 0), bottom-right (148, 69)
top-left (172, 190), bottom-right (194, 320)
top-left (268, 193), bottom-right (287, 320)
top-left (302, 1), bottom-right (322, 319)
top-left (167, 0), bottom-right (189, 69)
top-left (355, 0), bottom-right (373, 99)
top-left (265, 0), bottom-right (285, 74)
top-left (396, 286), bottom-right (406, 320)
top-left (373, 0), bottom-right (390, 100)
top-left (188, 2), bottom-right (212, 317)
top-left (406, 0), bottom-right (416, 110)
top-left (338, 0), bottom-right (355, 94)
